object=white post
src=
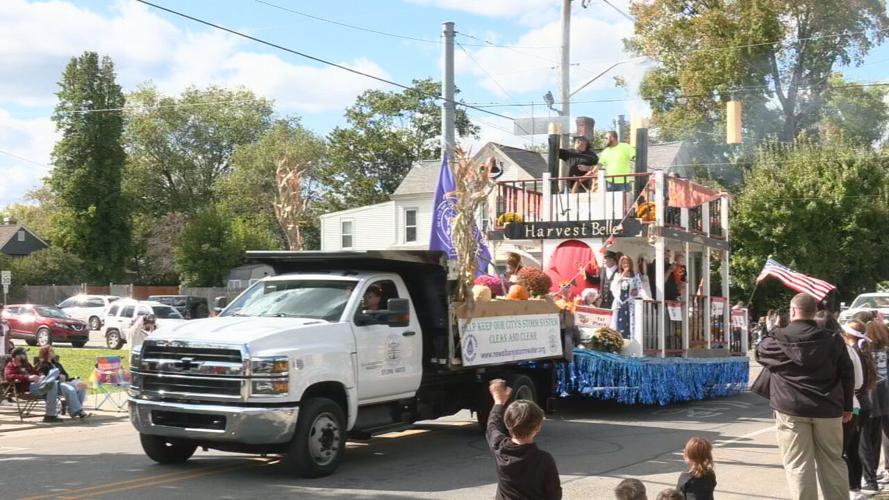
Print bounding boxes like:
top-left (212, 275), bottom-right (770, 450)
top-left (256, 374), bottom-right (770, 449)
top-left (633, 299), bottom-right (645, 353)
top-left (721, 196), bottom-right (732, 351)
top-left (655, 237), bottom-right (666, 357)
top-left (702, 202), bottom-right (711, 349)
top-left (559, 0), bottom-right (571, 179)
top-left (654, 171), bottom-right (666, 226)
top-left (597, 168), bottom-right (607, 219)
top-left (542, 172), bottom-right (552, 221)
top-left (680, 208), bottom-right (690, 354)
top-left (441, 22), bottom-right (456, 163)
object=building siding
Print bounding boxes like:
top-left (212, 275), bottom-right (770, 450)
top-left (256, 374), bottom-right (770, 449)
top-left (0, 228), bottom-right (48, 256)
top-left (319, 202), bottom-right (397, 251)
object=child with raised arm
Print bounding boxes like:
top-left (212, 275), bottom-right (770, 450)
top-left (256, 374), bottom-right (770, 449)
top-left (677, 437), bottom-right (717, 500)
top-left (486, 379), bottom-right (562, 500)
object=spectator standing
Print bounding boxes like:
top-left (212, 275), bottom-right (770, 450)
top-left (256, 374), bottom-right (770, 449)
top-left (677, 437), bottom-right (717, 500)
top-left (128, 314), bottom-right (157, 350)
top-left (485, 379), bottom-right (561, 500)
top-left (614, 478), bottom-right (648, 500)
top-left (835, 314), bottom-right (873, 498)
top-left (755, 293), bottom-right (854, 500)
top-left (852, 312), bottom-right (889, 495)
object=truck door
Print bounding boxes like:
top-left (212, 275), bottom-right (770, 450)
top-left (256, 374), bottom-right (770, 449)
top-left (352, 279), bottom-right (422, 403)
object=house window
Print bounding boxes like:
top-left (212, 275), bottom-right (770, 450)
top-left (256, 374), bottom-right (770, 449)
top-left (477, 202), bottom-right (490, 233)
top-left (341, 220), bottom-right (353, 249)
top-left (404, 209), bottom-right (417, 243)
top-left (17, 230), bottom-right (25, 242)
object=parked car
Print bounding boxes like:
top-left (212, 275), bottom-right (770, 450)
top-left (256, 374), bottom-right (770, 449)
top-left (839, 292), bottom-right (889, 324)
top-left (147, 295), bottom-right (209, 319)
top-left (101, 299), bottom-right (186, 349)
top-left (0, 304), bottom-right (89, 347)
top-left (58, 294), bottom-right (121, 331)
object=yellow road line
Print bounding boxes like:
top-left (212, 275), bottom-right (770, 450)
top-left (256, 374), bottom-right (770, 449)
top-left (22, 459), bottom-right (268, 500)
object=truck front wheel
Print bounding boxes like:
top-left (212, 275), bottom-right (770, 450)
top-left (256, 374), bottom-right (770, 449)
top-left (140, 434), bottom-right (197, 464)
top-left (285, 398), bottom-right (345, 478)
top-left (475, 374), bottom-right (538, 432)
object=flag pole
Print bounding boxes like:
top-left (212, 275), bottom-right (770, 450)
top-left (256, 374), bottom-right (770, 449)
top-left (746, 254), bottom-right (772, 306)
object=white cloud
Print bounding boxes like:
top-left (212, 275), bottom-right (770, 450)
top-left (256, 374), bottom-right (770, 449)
top-left (0, 109), bottom-right (56, 205)
top-left (0, 0), bottom-right (392, 114)
top-left (405, 0), bottom-right (560, 26)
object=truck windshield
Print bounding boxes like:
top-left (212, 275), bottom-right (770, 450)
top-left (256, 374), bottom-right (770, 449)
top-left (221, 279), bottom-right (357, 322)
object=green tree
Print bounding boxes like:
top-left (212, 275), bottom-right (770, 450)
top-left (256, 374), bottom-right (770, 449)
top-left (129, 212), bottom-right (185, 285)
top-left (628, 0), bottom-right (887, 143)
top-left (174, 208), bottom-right (243, 287)
top-left (49, 52), bottom-right (131, 281)
top-left (124, 85), bottom-right (275, 215)
top-left (217, 118), bottom-right (327, 250)
top-left (8, 248), bottom-right (87, 286)
top-left (818, 73), bottom-right (889, 147)
top-left (320, 78), bottom-right (478, 211)
top-left (731, 140), bottom-right (889, 312)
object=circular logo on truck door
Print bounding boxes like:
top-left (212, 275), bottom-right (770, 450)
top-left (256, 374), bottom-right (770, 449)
top-left (463, 333), bottom-right (478, 363)
top-left (385, 334), bottom-right (402, 364)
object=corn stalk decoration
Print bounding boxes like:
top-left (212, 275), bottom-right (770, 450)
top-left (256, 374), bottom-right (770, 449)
top-left (449, 147), bottom-right (497, 304)
top-left (274, 152), bottom-right (310, 251)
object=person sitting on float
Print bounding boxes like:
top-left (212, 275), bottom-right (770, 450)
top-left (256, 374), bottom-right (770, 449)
top-left (577, 288), bottom-right (599, 306)
top-left (505, 252), bottom-right (524, 283)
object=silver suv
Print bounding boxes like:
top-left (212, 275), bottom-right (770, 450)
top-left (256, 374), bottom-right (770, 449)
top-left (59, 294), bottom-right (120, 331)
top-left (102, 299), bottom-right (186, 349)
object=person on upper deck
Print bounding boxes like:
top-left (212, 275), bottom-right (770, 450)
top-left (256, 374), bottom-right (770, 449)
top-left (559, 136), bottom-right (598, 193)
top-left (598, 131), bottom-right (636, 192)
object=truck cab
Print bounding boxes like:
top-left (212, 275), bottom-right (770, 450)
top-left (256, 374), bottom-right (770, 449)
top-left (129, 251), bottom-right (565, 477)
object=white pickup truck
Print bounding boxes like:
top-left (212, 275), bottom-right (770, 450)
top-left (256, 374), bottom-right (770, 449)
top-left (129, 251), bottom-right (568, 477)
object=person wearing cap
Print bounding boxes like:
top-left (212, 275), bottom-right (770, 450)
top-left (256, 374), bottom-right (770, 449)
top-left (597, 131), bottom-right (636, 192)
top-left (3, 347), bottom-right (64, 422)
top-left (589, 251), bottom-right (620, 308)
top-left (128, 314), bottom-right (157, 350)
top-left (559, 136), bottom-right (599, 193)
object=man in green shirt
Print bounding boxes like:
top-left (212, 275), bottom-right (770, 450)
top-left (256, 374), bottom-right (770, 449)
top-left (598, 131), bottom-right (636, 192)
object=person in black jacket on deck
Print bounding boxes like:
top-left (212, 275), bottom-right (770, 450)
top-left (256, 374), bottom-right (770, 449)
top-left (486, 379), bottom-right (561, 500)
top-left (558, 136), bottom-right (598, 193)
top-left (755, 293), bottom-right (854, 500)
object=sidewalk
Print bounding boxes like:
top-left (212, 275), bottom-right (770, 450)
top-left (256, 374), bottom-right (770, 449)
top-left (0, 391), bottom-right (129, 433)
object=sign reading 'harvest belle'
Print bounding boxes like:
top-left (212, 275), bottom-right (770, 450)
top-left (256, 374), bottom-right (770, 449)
top-left (504, 219), bottom-right (641, 240)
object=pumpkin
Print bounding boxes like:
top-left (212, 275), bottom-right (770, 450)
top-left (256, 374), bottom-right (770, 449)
top-left (507, 284), bottom-right (530, 300)
top-left (472, 284), bottom-right (493, 302)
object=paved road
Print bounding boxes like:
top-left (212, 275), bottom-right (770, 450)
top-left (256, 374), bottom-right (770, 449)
top-left (0, 391), bottom-right (796, 499)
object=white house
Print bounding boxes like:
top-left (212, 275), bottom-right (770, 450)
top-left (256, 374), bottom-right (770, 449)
top-left (319, 143), bottom-right (549, 252)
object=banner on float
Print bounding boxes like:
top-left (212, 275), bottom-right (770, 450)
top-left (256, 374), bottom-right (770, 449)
top-left (731, 308), bottom-right (748, 334)
top-left (666, 301), bottom-right (683, 322)
top-left (459, 313), bottom-right (562, 367)
top-left (711, 297), bottom-right (726, 317)
top-left (574, 306), bottom-right (613, 329)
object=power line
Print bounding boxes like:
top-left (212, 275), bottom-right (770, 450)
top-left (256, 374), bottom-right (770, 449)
top-left (253, 0), bottom-right (559, 49)
top-left (0, 149), bottom-right (51, 167)
top-left (135, 1), bottom-right (518, 122)
top-left (456, 41), bottom-right (514, 100)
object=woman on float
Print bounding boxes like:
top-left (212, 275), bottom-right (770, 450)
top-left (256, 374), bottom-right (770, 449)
top-left (610, 255), bottom-right (650, 339)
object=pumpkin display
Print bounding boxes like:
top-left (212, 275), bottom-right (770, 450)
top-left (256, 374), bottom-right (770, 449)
top-left (472, 284), bottom-right (493, 302)
top-left (515, 267), bottom-right (552, 297)
top-left (506, 284), bottom-right (530, 301)
top-left (473, 274), bottom-right (504, 297)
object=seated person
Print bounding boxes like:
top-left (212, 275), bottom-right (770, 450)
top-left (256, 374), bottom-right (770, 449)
top-left (363, 285), bottom-right (383, 311)
top-left (35, 345), bottom-right (90, 419)
top-left (559, 136), bottom-right (599, 193)
top-left (3, 347), bottom-right (63, 423)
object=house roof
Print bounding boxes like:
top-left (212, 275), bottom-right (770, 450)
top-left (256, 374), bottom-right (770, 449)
top-left (0, 224), bottom-right (49, 252)
top-left (392, 144), bottom-right (548, 197)
top-left (647, 141), bottom-right (685, 171)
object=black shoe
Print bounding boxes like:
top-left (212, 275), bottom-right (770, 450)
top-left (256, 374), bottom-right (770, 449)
top-left (42, 416), bottom-right (62, 423)
top-left (860, 484), bottom-right (880, 495)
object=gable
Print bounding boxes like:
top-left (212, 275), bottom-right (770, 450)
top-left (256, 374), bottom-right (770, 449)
top-left (0, 225), bottom-right (48, 256)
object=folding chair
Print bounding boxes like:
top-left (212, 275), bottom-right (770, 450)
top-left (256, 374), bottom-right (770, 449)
top-left (92, 356), bottom-right (130, 412)
top-left (1, 364), bottom-right (46, 422)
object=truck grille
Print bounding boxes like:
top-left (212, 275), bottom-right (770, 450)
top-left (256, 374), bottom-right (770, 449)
top-left (136, 341), bottom-right (245, 401)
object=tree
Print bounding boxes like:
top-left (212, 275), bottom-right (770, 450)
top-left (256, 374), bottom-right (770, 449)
top-left (731, 140), bottom-right (889, 312)
top-left (217, 118), bottom-right (326, 250)
top-left (125, 85), bottom-right (275, 215)
top-left (628, 1), bottom-right (887, 143)
top-left (49, 52), bottom-right (131, 281)
top-left (174, 208), bottom-right (243, 287)
top-left (129, 212), bottom-right (185, 285)
top-left (8, 248), bottom-right (87, 286)
top-left (320, 78), bottom-right (478, 211)
top-left (818, 73), bottom-right (889, 147)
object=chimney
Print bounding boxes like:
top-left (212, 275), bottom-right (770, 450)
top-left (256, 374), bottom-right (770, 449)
top-left (575, 116), bottom-right (595, 143)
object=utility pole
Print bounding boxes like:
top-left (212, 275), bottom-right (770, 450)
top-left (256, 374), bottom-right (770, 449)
top-left (441, 21), bottom-right (456, 163)
top-left (559, 0), bottom-right (571, 182)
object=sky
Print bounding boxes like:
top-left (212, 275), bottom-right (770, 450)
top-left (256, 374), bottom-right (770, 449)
top-left (0, 0), bottom-right (887, 208)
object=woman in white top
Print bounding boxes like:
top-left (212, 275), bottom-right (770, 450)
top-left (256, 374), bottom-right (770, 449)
top-left (609, 255), bottom-right (651, 339)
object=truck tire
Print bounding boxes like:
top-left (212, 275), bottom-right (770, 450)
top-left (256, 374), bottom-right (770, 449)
top-left (106, 329), bottom-right (124, 349)
top-left (140, 434), bottom-right (197, 464)
top-left (475, 374), bottom-right (538, 432)
top-left (285, 397), bottom-right (346, 478)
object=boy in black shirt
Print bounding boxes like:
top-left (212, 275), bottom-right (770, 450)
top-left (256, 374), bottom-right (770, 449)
top-left (486, 379), bottom-right (562, 500)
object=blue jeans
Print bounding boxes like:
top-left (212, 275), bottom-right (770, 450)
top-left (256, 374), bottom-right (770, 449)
top-left (59, 382), bottom-right (85, 415)
top-left (30, 381), bottom-right (59, 417)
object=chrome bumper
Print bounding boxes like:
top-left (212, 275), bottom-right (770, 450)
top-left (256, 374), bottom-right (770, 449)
top-left (129, 398), bottom-right (298, 445)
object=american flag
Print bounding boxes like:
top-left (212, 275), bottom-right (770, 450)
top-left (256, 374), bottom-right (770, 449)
top-left (756, 258), bottom-right (836, 301)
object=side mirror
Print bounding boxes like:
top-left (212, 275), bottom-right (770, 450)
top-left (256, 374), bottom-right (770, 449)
top-left (386, 298), bottom-right (410, 328)
top-left (213, 296), bottom-right (229, 314)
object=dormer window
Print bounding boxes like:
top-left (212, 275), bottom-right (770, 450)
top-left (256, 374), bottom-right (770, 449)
top-left (17, 230), bottom-right (25, 242)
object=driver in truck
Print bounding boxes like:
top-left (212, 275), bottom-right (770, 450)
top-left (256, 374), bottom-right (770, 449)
top-left (363, 284), bottom-right (383, 311)
top-left (486, 379), bottom-right (562, 500)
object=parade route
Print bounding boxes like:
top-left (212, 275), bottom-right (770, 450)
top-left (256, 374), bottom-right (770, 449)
top-left (0, 390), bottom-right (803, 500)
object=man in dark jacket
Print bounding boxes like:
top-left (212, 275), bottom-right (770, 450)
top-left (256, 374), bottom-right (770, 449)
top-left (755, 293), bottom-right (853, 500)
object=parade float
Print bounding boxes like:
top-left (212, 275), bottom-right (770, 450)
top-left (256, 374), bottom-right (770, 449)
top-left (474, 128), bottom-right (750, 406)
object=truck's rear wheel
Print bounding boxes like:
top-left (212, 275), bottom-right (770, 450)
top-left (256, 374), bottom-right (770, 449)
top-left (475, 374), bottom-right (538, 432)
top-left (140, 434), bottom-right (197, 464)
top-left (285, 397), bottom-right (345, 478)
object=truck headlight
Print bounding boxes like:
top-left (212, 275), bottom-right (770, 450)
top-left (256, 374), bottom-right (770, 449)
top-left (251, 379), bottom-right (289, 396)
top-left (251, 357), bottom-right (289, 374)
